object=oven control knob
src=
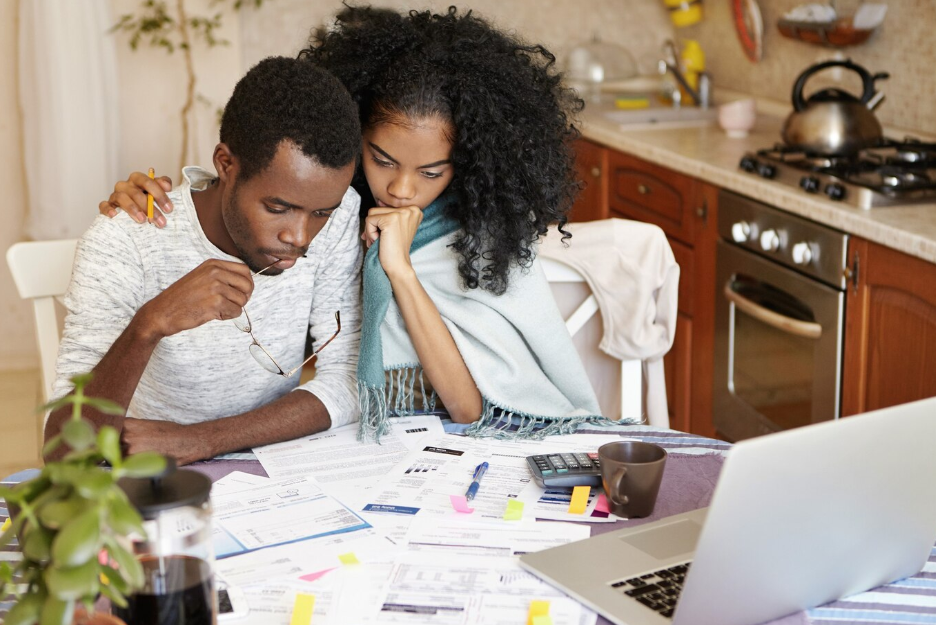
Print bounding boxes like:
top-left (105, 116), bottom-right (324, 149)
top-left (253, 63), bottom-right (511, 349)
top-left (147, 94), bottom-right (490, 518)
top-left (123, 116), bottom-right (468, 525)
top-left (757, 163), bottom-right (777, 179)
top-left (759, 229), bottom-right (780, 253)
top-left (824, 183), bottom-right (846, 201)
top-left (731, 221), bottom-right (752, 243)
top-left (799, 176), bottom-right (821, 193)
top-left (791, 242), bottom-right (813, 266)
top-left (739, 156), bottom-right (758, 173)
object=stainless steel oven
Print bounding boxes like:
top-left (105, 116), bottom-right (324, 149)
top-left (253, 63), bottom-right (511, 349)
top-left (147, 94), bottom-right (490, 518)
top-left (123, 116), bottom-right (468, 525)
top-left (713, 190), bottom-right (849, 441)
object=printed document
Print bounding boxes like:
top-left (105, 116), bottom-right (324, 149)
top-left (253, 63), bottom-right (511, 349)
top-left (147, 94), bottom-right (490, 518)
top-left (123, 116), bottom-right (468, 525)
top-left (211, 476), bottom-right (370, 558)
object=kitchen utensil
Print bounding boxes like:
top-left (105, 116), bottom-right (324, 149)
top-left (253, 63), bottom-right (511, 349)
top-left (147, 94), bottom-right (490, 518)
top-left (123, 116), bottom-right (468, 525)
top-left (719, 98), bottom-right (757, 137)
top-left (116, 462), bottom-right (216, 625)
top-left (732, 0), bottom-right (764, 62)
top-left (566, 36), bottom-right (638, 100)
top-left (781, 59), bottom-right (888, 155)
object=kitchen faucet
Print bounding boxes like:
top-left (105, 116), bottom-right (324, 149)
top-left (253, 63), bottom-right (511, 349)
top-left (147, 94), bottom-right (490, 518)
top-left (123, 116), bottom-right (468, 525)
top-left (659, 39), bottom-right (711, 109)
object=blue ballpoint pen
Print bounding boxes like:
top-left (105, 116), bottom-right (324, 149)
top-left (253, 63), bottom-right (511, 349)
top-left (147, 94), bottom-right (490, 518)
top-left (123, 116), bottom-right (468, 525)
top-left (465, 462), bottom-right (489, 501)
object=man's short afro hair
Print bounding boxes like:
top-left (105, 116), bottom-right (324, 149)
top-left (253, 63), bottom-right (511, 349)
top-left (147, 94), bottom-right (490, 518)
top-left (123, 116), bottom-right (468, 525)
top-left (219, 56), bottom-right (360, 180)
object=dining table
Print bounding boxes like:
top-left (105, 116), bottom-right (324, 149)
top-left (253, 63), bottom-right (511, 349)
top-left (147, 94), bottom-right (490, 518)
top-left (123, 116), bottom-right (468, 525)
top-left (2, 423), bottom-right (934, 624)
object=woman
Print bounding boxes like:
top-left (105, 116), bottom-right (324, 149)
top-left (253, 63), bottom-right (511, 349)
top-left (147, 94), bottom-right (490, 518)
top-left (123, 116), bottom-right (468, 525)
top-left (99, 6), bottom-right (628, 439)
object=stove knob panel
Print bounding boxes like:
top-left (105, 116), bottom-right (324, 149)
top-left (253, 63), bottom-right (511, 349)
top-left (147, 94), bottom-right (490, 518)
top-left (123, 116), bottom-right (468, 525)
top-left (759, 229), bottom-right (781, 253)
top-left (824, 183), bottom-right (846, 201)
top-left (731, 221), bottom-right (752, 243)
top-left (739, 156), bottom-right (758, 173)
top-left (757, 163), bottom-right (777, 179)
top-left (791, 242), bottom-right (813, 266)
top-left (799, 176), bottom-right (821, 193)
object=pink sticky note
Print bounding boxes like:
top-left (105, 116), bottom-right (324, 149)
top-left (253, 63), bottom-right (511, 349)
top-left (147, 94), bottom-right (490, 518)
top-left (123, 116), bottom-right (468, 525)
top-left (450, 494), bottom-right (475, 513)
top-left (300, 567), bottom-right (336, 582)
top-left (595, 493), bottom-right (610, 514)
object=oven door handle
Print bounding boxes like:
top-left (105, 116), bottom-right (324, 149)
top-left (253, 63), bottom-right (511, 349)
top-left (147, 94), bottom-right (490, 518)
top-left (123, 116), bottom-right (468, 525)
top-left (723, 283), bottom-right (823, 340)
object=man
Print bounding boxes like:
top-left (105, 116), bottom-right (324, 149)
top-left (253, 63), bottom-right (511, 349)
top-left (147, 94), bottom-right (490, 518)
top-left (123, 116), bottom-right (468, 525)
top-left (46, 57), bottom-right (363, 464)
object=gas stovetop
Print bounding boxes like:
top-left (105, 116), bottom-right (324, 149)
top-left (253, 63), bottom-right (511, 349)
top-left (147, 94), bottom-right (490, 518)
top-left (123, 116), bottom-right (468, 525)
top-left (738, 139), bottom-right (936, 209)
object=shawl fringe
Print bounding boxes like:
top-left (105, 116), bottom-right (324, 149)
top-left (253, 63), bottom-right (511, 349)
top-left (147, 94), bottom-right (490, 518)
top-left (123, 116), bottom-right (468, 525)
top-left (358, 368), bottom-right (638, 442)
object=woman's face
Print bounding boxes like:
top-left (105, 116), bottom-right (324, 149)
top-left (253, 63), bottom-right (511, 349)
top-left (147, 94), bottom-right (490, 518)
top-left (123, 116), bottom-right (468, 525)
top-left (361, 116), bottom-right (455, 210)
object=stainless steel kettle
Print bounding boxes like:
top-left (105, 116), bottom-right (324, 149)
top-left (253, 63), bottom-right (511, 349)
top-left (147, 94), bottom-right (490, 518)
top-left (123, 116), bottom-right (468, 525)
top-left (781, 59), bottom-right (889, 156)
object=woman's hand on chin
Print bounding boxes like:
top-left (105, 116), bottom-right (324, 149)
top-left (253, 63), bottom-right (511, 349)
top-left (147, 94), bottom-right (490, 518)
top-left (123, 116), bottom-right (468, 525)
top-left (362, 205), bottom-right (423, 278)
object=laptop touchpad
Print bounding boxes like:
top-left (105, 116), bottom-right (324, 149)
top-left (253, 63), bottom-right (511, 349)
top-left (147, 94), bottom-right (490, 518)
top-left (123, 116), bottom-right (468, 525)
top-left (620, 519), bottom-right (702, 560)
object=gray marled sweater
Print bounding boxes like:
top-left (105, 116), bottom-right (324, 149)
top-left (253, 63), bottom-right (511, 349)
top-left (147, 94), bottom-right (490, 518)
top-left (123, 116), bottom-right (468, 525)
top-left (52, 167), bottom-right (363, 428)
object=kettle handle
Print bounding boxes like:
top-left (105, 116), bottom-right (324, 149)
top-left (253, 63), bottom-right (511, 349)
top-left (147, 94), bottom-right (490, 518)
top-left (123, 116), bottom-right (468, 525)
top-left (791, 59), bottom-right (888, 111)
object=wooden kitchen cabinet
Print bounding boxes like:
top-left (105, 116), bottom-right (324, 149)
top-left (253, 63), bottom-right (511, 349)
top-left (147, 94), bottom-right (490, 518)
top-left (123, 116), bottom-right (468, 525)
top-left (568, 138), bottom-right (608, 222)
top-left (841, 237), bottom-right (936, 416)
top-left (570, 139), bottom-right (717, 437)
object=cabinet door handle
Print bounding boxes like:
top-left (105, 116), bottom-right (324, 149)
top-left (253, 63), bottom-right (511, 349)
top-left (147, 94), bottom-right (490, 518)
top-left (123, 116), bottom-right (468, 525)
top-left (590, 166), bottom-right (601, 178)
top-left (637, 184), bottom-right (651, 195)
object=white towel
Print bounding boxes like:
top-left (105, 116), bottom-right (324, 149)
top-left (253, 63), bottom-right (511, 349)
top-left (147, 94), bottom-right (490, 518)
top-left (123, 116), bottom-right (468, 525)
top-left (539, 219), bottom-right (679, 427)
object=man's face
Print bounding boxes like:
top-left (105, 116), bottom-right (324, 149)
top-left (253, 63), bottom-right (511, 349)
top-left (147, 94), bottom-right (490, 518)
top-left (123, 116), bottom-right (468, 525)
top-left (222, 141), bottom-right (355, 275)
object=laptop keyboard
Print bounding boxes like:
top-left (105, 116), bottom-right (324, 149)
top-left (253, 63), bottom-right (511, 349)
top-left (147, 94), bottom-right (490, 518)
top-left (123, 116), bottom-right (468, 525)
top-left (609, 562), bottom-right (690, 619)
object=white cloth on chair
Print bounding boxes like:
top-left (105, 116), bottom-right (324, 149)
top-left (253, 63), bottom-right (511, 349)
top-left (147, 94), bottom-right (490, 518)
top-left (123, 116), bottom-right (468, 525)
top-left (539, 219), bottom-right (679, 427)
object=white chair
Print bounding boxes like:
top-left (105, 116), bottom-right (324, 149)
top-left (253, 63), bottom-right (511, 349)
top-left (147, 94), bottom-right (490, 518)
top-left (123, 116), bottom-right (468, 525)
top-left (6, 239), bottom-right (78, 404)
top-left (541, 256), bottom-right (644, 424)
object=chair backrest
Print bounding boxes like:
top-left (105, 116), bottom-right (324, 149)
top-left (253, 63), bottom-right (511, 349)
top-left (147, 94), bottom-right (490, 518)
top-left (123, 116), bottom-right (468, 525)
top-left (6, 239), bottom-right (78, 403)
top-left (540, 256), bottom-right (643, 423)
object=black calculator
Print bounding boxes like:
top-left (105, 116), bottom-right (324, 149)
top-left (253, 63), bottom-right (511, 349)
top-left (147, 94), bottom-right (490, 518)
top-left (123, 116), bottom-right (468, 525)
top-left (526, 452), bottom-right (602, 488)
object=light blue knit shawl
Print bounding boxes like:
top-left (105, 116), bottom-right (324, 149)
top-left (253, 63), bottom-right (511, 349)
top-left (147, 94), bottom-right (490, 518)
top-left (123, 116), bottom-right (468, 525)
top-left (357, 195), bottom-right (625, 441)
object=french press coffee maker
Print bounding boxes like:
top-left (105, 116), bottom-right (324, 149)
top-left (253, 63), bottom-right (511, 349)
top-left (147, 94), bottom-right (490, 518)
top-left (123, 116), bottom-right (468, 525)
top-left (116, 461), bottom-right (215, 625)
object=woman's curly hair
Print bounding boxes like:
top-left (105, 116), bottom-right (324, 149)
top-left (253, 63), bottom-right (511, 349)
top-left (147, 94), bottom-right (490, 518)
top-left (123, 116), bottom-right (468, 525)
top-left (300, 5), bottom-right (584, 295)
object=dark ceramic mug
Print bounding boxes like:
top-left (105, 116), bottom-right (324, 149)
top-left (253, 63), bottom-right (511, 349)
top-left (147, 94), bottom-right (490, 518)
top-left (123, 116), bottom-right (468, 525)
top-left (599, 440), bottom-right (667, 518)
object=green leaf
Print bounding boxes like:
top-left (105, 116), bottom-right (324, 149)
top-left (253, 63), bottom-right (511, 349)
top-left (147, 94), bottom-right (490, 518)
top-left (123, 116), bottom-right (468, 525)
top-left (4, 592), bottom-right (43, 625)
top-left (106, 494), bottom-right (144, 537)
top-left (40, 596), bottom-right (74, 625)
top-left (99, 581), bottom-right (128, 608)
top-left (43, 559), bottom-right (99, 601)
top-left (101, 564), bottom-right (129, 595)
top-left (72, 470), bottom-right (113, 499)
top-left (39, 496), bottom-right (89, 531)
top-left (51, 509), bottom-right (100, 567)
top-left (42, 435), bottom-right (63, 458)
top-left (106, 538), bottom-right (144, 590)
top-left (61, 420), bottom-right (94, 451)
top-left (38, 396), bottom-right (73, 414)
top-left (120, 452), bottom-right (167, 478)
top-left (97, 426), bottom-right (122, 467)
top-left (22, 526), bottom-right (53, 562)
top-left (82, 397), bottom-right (126, 416)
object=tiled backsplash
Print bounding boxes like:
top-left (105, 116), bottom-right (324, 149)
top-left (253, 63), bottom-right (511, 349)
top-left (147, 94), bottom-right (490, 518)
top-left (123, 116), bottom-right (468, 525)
top-left (241, 1), bottom-right (934, 135)
top-left (683, 0), bottom-right (936, 135)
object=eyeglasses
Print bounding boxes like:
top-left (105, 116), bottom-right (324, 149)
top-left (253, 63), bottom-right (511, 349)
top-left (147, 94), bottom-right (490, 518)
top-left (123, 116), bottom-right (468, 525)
top-left (233, 261), bottom-right (341, 378)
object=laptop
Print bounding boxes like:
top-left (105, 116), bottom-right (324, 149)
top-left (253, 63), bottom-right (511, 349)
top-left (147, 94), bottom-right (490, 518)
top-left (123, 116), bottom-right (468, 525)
top-left (519, 397), bottom-right (936, 625)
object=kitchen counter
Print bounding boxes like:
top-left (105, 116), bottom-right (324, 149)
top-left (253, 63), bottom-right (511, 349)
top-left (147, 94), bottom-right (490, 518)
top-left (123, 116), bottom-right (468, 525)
top-left (581, 108), bottom-right (936, 264)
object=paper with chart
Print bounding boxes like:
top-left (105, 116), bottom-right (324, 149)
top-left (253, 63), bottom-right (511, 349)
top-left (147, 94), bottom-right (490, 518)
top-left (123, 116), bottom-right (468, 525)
top-left (363, 552), bottom-right (596, 625)
top-left (211, 475), bottom-right (370, 558)
top-left (359, 432), bottom-right (630, 521)
top-left (252, 417), bottom-right (444, 504)
top-left (402, 517), bottom-right (590, 557)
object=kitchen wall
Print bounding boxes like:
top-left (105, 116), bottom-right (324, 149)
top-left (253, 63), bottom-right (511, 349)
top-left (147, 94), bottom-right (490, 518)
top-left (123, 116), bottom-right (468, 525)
top-left (683, 0), bottom-right (936, 135)
top-left (239, 0), bottom-right (675, 81)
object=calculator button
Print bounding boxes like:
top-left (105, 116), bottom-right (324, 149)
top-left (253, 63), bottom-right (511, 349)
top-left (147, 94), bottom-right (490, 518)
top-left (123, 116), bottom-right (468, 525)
top-left (556, 468), bottom-right (569, 474)
top-left (541, 469), bottom-right (554, 475)
top-left (532, 456), bottom-right (546, 461)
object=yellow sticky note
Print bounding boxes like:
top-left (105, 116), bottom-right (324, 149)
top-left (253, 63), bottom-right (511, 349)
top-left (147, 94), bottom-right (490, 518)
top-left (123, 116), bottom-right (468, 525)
top-left (1, 518), bottom-right (10, 533)
top-left (568, 486), bottom-right (590, 514)
top-left (338, 552), bottom-right (360, 565)
top-left (532, 616), bottom-right (554, 625)
top-left (527, 600), bottom-right (550, 625)
top-left (290, 593), bottom-right (315, 625)
top-left (504, 499), bottom-right (524, 521)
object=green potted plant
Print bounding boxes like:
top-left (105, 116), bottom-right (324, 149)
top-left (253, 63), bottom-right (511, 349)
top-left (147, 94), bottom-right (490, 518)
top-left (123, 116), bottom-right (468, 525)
top-left (0, 373), bottom-right (167, 625)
